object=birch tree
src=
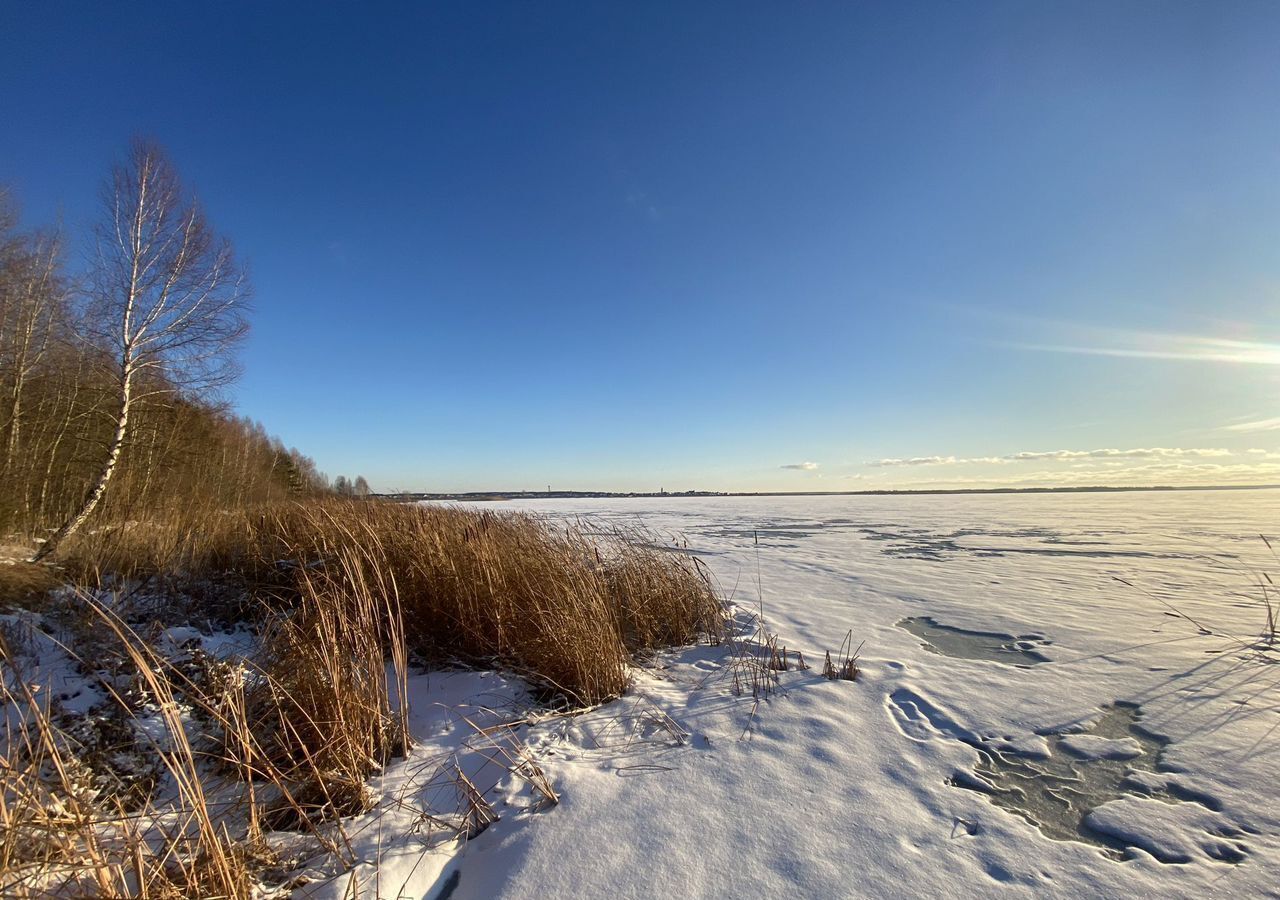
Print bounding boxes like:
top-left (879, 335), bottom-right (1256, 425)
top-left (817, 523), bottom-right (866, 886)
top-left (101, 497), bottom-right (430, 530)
top-left (32, 139), bottom-right (249, 560)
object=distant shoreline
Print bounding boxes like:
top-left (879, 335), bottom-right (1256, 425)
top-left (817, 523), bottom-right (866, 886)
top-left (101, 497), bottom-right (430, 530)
top-left (386, 483), bottom-right (1280, 502)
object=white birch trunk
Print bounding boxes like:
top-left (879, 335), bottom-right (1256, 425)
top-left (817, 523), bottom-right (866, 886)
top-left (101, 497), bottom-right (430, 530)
top-left (30, 369), bottom-right (132, 561)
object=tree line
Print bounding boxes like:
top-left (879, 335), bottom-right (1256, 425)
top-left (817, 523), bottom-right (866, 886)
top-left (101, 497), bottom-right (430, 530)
top-left (0, 140), bottom-right (336, 552)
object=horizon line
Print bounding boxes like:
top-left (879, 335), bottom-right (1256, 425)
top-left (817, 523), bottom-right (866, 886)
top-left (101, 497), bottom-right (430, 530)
top-left (380, 483), bottom-right (1280, 500)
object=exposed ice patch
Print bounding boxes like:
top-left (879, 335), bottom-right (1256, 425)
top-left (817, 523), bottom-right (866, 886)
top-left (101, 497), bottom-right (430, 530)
top-left (884, 687), bottom-right (1246, 863)
top-left (897, 616), bottom-right (1052, 666)
top-left (954, 702), bottom-right (1243, 862)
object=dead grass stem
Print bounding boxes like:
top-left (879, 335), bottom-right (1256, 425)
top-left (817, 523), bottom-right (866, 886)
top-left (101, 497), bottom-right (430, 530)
top-left (3, 497), bottom-right (727, 895)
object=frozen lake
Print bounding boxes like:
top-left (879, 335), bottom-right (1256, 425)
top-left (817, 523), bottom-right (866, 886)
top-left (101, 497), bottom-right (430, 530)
top-left (448, 489), bottom-right (1280, 897)
top-left (476, 489), bottom-right (1279, 680)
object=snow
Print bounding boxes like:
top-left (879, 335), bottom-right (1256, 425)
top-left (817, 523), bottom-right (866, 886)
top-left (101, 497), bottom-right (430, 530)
top-left (158, 622), bottom-right (257, 659)
top-left (1085, 797), bottom-right (1249, 865)
top-left (7, 489), bottom-right (1280, 897)
top-left (0, 606), bottom-right (106, 718)
top-left (1059, 734), bottom-right (1144, 760)
top-left (390, 490), bottom-right (1279, 899)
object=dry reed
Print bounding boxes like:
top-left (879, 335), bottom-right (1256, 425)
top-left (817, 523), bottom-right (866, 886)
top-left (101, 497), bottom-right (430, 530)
top-left (58, 499), bottom-right (724, 703)
top-left (2, 497), bottom-right (726, 896)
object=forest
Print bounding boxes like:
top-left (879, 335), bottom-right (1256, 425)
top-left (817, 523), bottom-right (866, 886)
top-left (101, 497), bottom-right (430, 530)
top-left (0, 141), bottom-right (365, 549)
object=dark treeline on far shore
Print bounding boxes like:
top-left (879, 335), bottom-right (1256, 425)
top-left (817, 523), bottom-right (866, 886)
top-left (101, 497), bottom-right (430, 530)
top-left (387, 484), bottom-right (1280, 503)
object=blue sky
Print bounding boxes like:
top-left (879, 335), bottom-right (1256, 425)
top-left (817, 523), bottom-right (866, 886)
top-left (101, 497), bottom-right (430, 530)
top-left (3, 2), bottom-right (1278, 492)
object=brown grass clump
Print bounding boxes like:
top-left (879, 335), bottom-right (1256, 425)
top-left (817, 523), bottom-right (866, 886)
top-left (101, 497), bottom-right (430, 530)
top-left (0, 587), bottom-right (403, 896)
top-left (58, 499), bottom-right (725, 703)
top-left (822, 630), bottom-right (861, 682)
top-left (0, 499), bottom-right (724, 894)
top-left (604, 541), bottom-right (724, 651)
top-left (250, 547), bottom-right (410, 830)
top-left (269, 501), bottom-right (726, 702)
top-left (1, 608), bottom-right (256, 898)
top-left (0, 560), bottom-right (62, 611)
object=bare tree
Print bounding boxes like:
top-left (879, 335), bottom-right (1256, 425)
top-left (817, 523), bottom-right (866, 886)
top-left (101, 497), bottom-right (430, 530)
top-left (0, 228), bottom-right (66, 474)
top-left (32, 139), bottom-right (249, 560)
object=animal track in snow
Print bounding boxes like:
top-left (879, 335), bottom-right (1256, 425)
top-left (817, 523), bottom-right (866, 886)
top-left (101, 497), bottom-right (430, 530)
top-left (886, 686), bottom-right (980, 744)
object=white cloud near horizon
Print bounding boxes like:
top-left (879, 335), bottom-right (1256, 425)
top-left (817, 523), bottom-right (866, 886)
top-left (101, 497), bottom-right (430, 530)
top-left (780, 461), bottom-right (820, 471)
top-left (868, 447), bottom-right (1235, 467)
top-left (1005, 326), bottom-right (1280, 366)
top-left (1006, 447), bottom-right (1231, 461)
top-left (867, 456), bottom-right (957, 467)
top-left (1222, 417), bottom-right (1280, 433)
top-left (886, 459), bottom-right (1280, 489)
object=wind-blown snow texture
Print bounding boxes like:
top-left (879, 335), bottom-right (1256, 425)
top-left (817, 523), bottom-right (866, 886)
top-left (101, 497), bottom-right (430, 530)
top-left (354, 491), bottom-right (1280, 898)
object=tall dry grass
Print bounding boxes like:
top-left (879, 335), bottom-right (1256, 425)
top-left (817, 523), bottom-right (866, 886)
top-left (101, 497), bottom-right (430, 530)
top-left (2, 498), bottom-right (725, 895)
top-left (57, 498), bottom-right (725, 703)
top-left (1, 593), bottom-right (397, 896)
top-left (1, 603), bottom-right (258, 897)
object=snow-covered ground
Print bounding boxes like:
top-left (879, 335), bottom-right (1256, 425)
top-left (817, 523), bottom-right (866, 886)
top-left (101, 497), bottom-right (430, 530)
top-left (389, 489), bottom-right (1279, 899)
top-left (8, 490), bottom-right (1277, 898)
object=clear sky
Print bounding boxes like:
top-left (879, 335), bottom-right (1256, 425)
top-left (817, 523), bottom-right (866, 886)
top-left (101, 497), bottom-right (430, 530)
top-left (3, 2), bottom-right (1278, 492)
